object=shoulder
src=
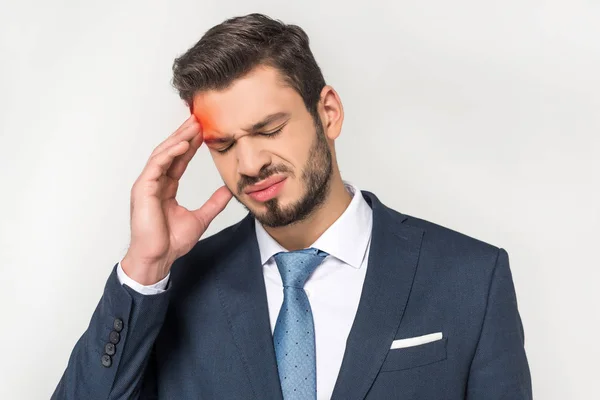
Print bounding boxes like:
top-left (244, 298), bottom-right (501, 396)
top-left (403, 211), bottom-right (500, 255)
top-left (373, 196), bottom-right (508, 301)
top-left (371, 191), bottom-right (505, 275)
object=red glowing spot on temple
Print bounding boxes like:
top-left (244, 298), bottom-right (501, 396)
top-left (191, 106), bottom-right (218, 142)
top-left (190, 105), bottom-right (232, 147)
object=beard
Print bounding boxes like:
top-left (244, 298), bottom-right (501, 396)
top-left (232, 115), bottom-right (333, 228)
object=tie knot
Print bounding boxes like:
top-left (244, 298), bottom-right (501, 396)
top-left (273, 247), bottom-right (328, 288)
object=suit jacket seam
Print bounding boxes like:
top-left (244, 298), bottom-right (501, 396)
top-left (466, 246), bottom-right (501, 378)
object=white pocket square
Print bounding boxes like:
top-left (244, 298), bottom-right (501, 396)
top-left (390, 332), bottom-right (443, 349)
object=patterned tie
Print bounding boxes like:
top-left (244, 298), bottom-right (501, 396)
top-left (273, 247), bottom-right (328, 400)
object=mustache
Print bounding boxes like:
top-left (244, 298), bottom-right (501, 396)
top-left (237, 164), bottom-right (294, 195)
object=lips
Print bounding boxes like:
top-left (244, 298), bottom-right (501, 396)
top-left (244, 175), bottom-right (286, 194)
top-left (244, 176), bottom-right (287, 202)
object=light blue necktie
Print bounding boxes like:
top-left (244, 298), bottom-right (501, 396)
top-left (273, 247), bottom-right (328, 400)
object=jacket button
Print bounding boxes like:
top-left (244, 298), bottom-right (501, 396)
top-left (104, 343), bottom-right (116, 356)
top-left (109, 331), bottom-right (120, 344)
top-left (113, 318), bottom-right (123, 332)
top-left (101, 354), bottom-right (112, 368)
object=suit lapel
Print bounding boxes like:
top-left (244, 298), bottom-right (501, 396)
top-left (331, 191), bottom-right (424, 400)
top-left (215, 215), bottom-right (283, 400)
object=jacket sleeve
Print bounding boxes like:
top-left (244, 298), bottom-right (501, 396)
top-left (51, 263), bottom-right (171, 399)
top-left (466, 248), bottom-right (533, 399)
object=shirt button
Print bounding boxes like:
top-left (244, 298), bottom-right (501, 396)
top-left (113, 318), bottom-right (124, 332)
top-left (101, 354), bottom-right (112, 368)
top-left (109, 331), bottom-right (120, 345)
top-left (104, 343), bottom-right (116, 356)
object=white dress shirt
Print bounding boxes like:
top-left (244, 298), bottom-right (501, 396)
top-left (116, 182), bottom-right (373, 400)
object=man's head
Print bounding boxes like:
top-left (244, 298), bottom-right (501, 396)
top-left (171, 13), bottom-right (344, 228)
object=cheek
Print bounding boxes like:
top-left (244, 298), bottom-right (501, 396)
top-left (282, 122), bottom-right (317, 165)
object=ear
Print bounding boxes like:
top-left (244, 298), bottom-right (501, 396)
top-left (318, 85), bottom-right (344, 140)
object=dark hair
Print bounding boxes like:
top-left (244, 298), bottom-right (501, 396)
top-left (171, 13), bottom-right (326, 119)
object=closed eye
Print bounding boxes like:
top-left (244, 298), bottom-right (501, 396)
top-left (216, 123), bottom-right (286, 154)
top-left (258, 125), bottom-right (285, 138)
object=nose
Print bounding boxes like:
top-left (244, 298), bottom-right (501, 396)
top-left (235, 136), bottom-right (271, 178)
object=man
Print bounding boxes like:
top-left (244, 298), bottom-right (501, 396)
top-left (52, 13), bottom-right (532, 400)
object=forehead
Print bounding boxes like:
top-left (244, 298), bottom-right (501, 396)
top-left (192, 66), bottom-right (303, 133)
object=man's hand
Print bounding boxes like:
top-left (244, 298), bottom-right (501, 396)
top-left (121, 114), bottom-right (233, 285)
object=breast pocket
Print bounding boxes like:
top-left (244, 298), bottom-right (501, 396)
top-left (380, 337), bottom-right (448, 372)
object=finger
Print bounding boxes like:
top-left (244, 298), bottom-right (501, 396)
top-left (167, 131), bottom-right (203, 180)
top-left (173, 113), bottom-right (197, 136)
top-left (141, 140), bottom-right (191, 183)
top-left (151, 118), bottom-right (200, 158)
top-left (161, 175), bottom-right (179, 200)
top-left (192, 186), bottom-right (233, 229)
top-left (152, 120), bottom-right (200, 155)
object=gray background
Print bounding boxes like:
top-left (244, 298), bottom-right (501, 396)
top-left (1, 0), bottom-right (598, 398)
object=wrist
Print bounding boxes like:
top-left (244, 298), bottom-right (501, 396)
top-left (121, 253), bottom-right (171, 286)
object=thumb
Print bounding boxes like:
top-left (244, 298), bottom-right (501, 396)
top-left (192, 185), bottom-right (233, 230)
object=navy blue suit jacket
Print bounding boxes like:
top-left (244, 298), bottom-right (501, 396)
top-left (53, 191), bottom-right (532, 399)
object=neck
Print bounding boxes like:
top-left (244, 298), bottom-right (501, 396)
top-left (263, 175), bottom-right (352, 251)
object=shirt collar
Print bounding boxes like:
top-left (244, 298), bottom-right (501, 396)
top-left (254, 181), bottom-right (373, 269)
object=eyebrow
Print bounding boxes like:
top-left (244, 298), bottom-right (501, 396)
top-left (244, 112), bottom-right (290, 132)
top-left (203, 112), bottom-right (290, 146)
top-left (203, 136), bottom-right (231, 146)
